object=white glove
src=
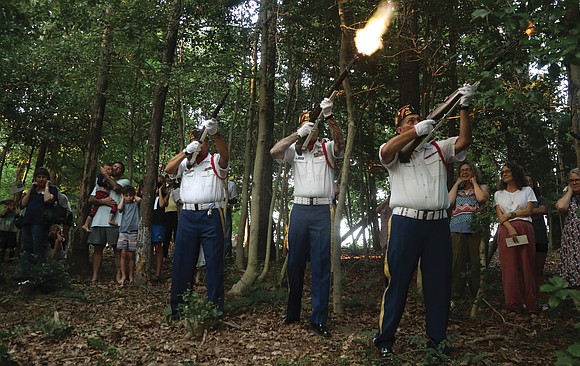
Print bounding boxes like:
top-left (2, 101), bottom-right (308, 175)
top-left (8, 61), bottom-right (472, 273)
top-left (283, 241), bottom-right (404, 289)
top-left (320, 98), bottom-right (333, 118)
top-left (203, 118), bottom-right (218, 135)
top-left (297, 122), bottom-right (314, 138)
top-left (458, 84), bottom-right (475, 107)
top-left (414, 119), bottom-right (436, 136)
top-left (183, 141), bottom-right (200, 154)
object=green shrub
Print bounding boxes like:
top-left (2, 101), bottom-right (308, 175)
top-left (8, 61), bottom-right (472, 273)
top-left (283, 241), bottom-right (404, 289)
top-left (178, 289), bottom-right (222, 337)
top-left (16, 260), bottom-right (71, 295)
top-left (35, 311), bottom-right (71, 340)
top-left (87, 337), bottom-right (119, 359)
top-left (0, 343), bottom-right (15, 366)
top-left (541, 276), bottom-right (580, 366)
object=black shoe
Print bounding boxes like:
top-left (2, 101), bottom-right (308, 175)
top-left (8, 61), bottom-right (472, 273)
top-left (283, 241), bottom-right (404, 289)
top-left (309, 322), bottom-right (331, 337)
top-left (283, 316), bottom-right (299, 324)
top-left (426, 341), bottom-right (451, 359)
top-left (378, 347), bottom-right (394, 358)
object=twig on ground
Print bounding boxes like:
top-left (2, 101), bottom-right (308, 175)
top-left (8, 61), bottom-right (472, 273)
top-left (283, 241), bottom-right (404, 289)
top-left (482, 298), bottom-right (531, 331)
top-left (222, 320), bottom-right (243, 330)
top-left (198, 329), bottom-right (208, 347)
top-left (467, 335), bottom-right (509, 343)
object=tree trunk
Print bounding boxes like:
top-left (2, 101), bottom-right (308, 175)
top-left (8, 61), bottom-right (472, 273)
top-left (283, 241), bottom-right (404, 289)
top-left (257, 164), bottom-right (282, 283)
top-left (256, 3), bottom-right (276, 261)
top-left (333, 1), bottom-right (357, 315)
top-left (235, 32), bottom-right (259, 271)
top-left (135, 0), bottom-right (182, 285)
top-left (569, 63), bottom-right (580, 166)
top-left (69, 5), bottom-right (114, 275)
top-left (398, 0), bottom-right (421, 109)
top-left (230, 0), bottom-right (276, 294)
top-left (564, 6), bottom-right (580, 167)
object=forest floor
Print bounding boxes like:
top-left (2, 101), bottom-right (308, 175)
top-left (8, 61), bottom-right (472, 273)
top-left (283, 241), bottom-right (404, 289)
top-left (0, 247), bottom-right (578, 366)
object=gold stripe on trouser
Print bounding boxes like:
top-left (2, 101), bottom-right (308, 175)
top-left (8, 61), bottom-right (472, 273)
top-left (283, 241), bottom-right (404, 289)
top-left (286, 205), bottom-right (293, 250)
top-left (329, 204), bottom-right (334, 272)
top-left (217, 207), bottom-right (226, 236)
top-left (377, 214), bottom-right (393, 333)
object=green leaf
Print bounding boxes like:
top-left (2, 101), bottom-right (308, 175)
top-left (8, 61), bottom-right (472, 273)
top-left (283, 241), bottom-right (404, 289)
top-left (567, 344), bottom-right (580, 358)
top-left (472, 9), bottom-right (491, 19)
top-left (494, 94), bottom-right (507, 108)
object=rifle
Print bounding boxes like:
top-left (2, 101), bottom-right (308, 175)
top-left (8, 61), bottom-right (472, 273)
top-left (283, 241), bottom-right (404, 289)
top-left (187, 90), bottom-right (230, 167)
top-left (398, 37), bottom-right (522, 162)
top-left (296, 54), bottom-right (360, 155)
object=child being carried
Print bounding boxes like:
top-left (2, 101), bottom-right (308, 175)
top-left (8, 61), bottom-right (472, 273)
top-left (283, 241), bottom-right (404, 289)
top-left (82, 163), bottom-right (118, 232)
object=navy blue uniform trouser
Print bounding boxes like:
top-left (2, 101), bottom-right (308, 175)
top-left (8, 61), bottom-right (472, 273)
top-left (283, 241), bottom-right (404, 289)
top-left (374, 214), bottom-right (452, 349)
top-left (170, 209), bottom-right (225, 316)
top-left (286, 204), bottom-right (331, 324)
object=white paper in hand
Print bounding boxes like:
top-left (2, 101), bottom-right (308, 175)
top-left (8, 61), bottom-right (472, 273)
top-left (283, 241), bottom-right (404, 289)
top-left (506, 235), bottom-right (529, 247)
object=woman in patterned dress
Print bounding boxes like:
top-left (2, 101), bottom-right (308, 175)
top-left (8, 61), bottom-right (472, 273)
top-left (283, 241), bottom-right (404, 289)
top-left (555, 168), bottom-right (580, 288)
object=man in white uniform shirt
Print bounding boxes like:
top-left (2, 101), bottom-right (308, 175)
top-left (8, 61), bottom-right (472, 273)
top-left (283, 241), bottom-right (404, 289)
top-left (270, 97), bottom-right (343, 337)
top-left (373, 84), bottom-right (475, 358)
top-left (165, 118), bottom-right (229, 318)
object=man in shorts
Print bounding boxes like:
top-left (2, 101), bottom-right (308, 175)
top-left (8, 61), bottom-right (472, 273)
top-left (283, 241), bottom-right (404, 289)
top-left (88, 162), bottom-right (130, 283)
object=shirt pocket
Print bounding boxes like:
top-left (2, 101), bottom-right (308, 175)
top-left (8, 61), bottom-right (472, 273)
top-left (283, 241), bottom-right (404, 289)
top-left (424, 152), bottom-right (443, 178)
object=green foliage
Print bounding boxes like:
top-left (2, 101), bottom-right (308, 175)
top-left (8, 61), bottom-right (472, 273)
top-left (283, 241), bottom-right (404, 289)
top-left (87, 337), bottom-right (119, 359)
top-left (16, 260), bottom-right (71, 295)
top-left (0, 343), bottom-right (15, 366)
top-left (541, 276), bottom-right (580, 366)
top-left (34, 312), bottom-right (72, 340)
top-left (541, 276), bottom-right (580, 309)
top-left (178, 289), bottom-right (222, 336)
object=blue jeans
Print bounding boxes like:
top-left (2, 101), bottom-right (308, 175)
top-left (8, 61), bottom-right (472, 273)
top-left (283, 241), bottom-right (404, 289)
top-left (21, 223), bottom-right (48, 262)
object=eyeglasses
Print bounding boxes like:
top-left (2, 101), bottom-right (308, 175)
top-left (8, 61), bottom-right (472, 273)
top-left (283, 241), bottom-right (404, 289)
top-left (501, 169), bottom-right (511, 175)
top-left (570, 179), bottom-right (580, 184)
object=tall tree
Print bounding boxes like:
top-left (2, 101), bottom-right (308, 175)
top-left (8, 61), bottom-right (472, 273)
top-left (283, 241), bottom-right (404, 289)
top-left (397, 0), bottom-right (420, 109)
top-left (230, 0), bottom-right (276, 294)
top-left (135, 0), bottom-right (183, 284)
top-left (70, 4), bottom-right (114, 275)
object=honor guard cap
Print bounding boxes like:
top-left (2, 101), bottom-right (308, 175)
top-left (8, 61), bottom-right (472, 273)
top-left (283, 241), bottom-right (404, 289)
top-left (299, 111), bottom-right (311, 124)
top-left (395, 104), bottom-right (418, 127)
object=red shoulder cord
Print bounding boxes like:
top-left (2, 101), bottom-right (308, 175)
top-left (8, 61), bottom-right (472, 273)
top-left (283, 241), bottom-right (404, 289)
top-left (322, 141), bottom-right (338, 171)
top-left (210, 155), bottom-right (228, 180)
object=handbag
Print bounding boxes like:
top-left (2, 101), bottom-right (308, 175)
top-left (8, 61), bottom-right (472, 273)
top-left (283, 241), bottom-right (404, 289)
top-left (44, 200), bottom-right (67, 225)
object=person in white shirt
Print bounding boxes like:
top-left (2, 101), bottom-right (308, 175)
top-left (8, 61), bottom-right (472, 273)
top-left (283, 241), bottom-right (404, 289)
top-left (373, 84), bottom-right (474, 358)
top-left (165, 118), bottom-right (229, 319)
top-left (270, 97), bottom-right (343, 338)
top-left (494, 162), bottom-right (538, 314)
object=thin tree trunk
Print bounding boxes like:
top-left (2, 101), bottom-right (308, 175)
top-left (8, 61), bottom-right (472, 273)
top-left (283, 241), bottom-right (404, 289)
top-left (70, 5), bottom-right (114, 275)
top-left (569, 63), bottom-right (580, 166)
top-left (258, 164), bottom-right (282, 283)
top-left (230, 0), bottom-right (276, 294)
top-left (235, 32), bottom-right (259, 271)
top-left (333, 2), bottom-right (357, 315)
top-left (256, 3), bottom-right (276, 262)
top-left (135, 0), bottom-right (182, 284)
